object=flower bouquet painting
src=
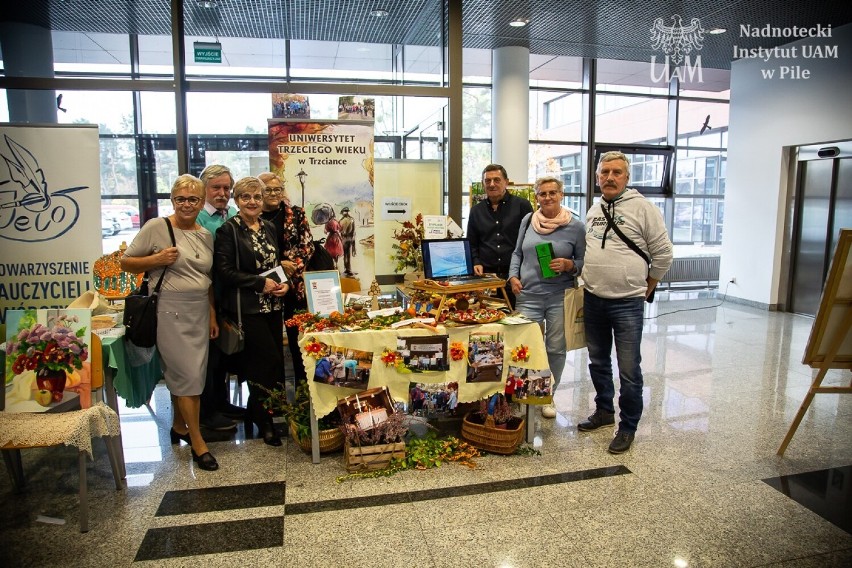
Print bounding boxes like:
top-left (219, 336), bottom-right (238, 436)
top-left (4, 309), bottom-right (91, 413)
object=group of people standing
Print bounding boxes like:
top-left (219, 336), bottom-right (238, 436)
top-left (122, 165), bottom-right (315, 471)
top-left (467, 152), bottom-right (672, 454)
top-left (122, 150), bottom-right (672, 469)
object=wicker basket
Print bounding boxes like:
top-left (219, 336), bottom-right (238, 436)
top-left (343, 440), bottom-right (406, 472)
top-left (289, 421), bottom-right (344, 454)
top-left (461, 413), bottom-right (525, 455)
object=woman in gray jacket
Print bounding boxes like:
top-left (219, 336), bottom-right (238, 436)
top-left (508, 176), bottom-right (585, 418)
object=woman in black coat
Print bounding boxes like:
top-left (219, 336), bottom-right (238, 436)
top-left (214, 177), bottom-right (289, 446)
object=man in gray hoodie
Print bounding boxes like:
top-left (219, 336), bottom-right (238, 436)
top-left (579, 151), bottom-right (673, 454)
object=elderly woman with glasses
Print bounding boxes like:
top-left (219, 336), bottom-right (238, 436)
top-left (121, 174), bottom-right (220, 471)
top-left (507, 176), bottom-right (586, 419)
top-left (258, 172), bottom-right (315, 387)
top-left (214, 176), bottom-right (290, 446)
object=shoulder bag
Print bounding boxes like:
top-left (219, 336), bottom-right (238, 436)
top-left (564, 280), bottom-right (586, 351)
top-left (215, 221), bottom-right (245, 354)
top-left (124, 218), bottom-right (175, 348)
top-left (600, 203), bottom-right (657, 303)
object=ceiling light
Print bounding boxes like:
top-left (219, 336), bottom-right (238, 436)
top-left (509, 18), bottom-right (529, 27)
top-left (370, 9), bottom-right (389, 17)
top-left (196, 0), bottom-right (217, 8)
top-left (707, 28), bottom-right (727, 34)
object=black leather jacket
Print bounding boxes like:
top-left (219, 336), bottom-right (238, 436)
top-left (214, 217), bottom-right (281, 316)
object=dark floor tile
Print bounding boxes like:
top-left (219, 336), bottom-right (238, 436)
top-left (134, 516), bottom-right (283, 561)
top-left (155, 481), bottom-right (284, 516)
top-left (285, 465), bottom-right (630, 515)
top-left (763, 465), bottom-right (852, 534)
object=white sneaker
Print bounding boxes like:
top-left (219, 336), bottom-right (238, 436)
top-left (541, 404), bottom-right (557, 418)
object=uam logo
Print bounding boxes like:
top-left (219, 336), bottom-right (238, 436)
top-left (650, 15), bottom-right (705, 83)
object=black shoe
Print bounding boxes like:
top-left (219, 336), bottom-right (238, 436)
top-left (577, 409), bottom-right (616, 432)
top-left (608, 430), bottom-right (635, 454)
top-left (261, 423), bottom-right (282, 447)
top-left (220, 403), bottom-right (246, 420)
top-left (169, 428), bottom-right (191, 445)
top-left (201, 412), bottom-right (237, 431)
top-left (191, 449), bottom-right (219, 471)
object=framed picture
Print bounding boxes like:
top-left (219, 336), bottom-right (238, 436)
top-left (304, 270), bottom-right (343, 316)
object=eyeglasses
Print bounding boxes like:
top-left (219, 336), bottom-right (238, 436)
top-left (536, 190), bottom-right (563, 199)
top-left (173, 196), bottom-right (202, 206)
top-left (237, 194), bottom-right (264, 203)
top-left (263, 187), bottom-right (284, 195)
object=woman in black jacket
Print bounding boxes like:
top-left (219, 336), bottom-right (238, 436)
top-left (214, 177), bottom-right (289, 446)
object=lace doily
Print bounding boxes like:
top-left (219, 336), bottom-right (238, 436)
top-left (0, 403), bottom-right (121, 458)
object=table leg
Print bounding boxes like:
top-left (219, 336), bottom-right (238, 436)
top-left (101, 368), bottom-right (127, 479)
top-left (525, 404), bottom-right (535, 444)
top-left (309, 398), bottom-right (320, 464)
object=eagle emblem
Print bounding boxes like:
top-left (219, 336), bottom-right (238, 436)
top-left (650, 15), bottom-right (705, 65)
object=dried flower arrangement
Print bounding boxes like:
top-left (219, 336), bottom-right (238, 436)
top-left (477, 393), bottom-right (514, 425)
top-left (390, 213), bottom-right (425, 272)
top-left (340, 410), bottom-right (410, 447)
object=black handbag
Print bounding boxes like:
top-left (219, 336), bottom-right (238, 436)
top-left (600, 203), bottom-right (657, 303)
top-left (214, 222), bottom-right (245, 354)
top-left (124, 218), bottom-right (175, 347)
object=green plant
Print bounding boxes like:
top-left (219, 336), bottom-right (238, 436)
top-left (257, 382), bottom-right (338, 441)
top-left (402, 431), bottom-right (480, 470)
top-left (335, 431), bottom-right (480, 482)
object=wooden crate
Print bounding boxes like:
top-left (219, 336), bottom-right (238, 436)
top-left (343, 440), bottom-right (405, 472)
top-left (337, 387), bottom-right (396, 427)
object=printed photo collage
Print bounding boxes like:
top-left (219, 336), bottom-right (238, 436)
top-left (311, 330), bottom-right (553, 420)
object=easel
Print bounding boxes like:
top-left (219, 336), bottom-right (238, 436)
top-left (411, 277), bottom-right (511, 312)
top-left (778, 229), bottom-right (852, 456)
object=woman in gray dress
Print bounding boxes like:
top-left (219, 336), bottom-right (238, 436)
top-left (121, 174), bottom-right (220, 471)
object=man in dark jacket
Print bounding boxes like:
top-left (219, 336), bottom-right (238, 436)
top-left (466, 164), bottom-right (533, 309)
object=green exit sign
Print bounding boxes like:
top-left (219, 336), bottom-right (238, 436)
top-left (194, 42), bottom-right (222, 63)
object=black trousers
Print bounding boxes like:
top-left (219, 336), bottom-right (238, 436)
top-left (200, 339), bottom-right (229, 420)
top-left (483, 266), bottom-right (516, 310)
top-left (283, 290), bottom-right (308, 385)
top-left (238, 310), bottom-right (285, 424)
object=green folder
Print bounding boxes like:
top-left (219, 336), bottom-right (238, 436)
top-left (535, 242), bottom-right (557, 278)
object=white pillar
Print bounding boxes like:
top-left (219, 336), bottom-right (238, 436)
top-left (491, 46), bottom-right (529, 184)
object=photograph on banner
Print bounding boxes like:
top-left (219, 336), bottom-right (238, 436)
top-left (506, 365), bottom-right (553, 405)
top-left (466, 331), bottom-right (504, 383)
top-left (338, 96), bottom-right (375, 120)
top-left (271, 94), bottom-right (311, 119)
top-left (312, 347), bottom-right (372, 389)
top-left (408, 380), bottom-right (459, 418)
top-left (395, 334), bottom-right (450, 373)
top-left (0, 125), bottom-right (101, 337)
top-left (268, 119), bottom-right (375, 284)
top-left (4, 308), bottom-right (92, 413)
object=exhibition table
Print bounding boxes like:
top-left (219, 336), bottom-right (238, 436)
top-left (299, 320), bottom-right (548, 463)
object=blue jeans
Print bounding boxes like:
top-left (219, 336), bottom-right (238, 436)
top-left (583, 291), bottom-right (645, 432)
top-left (515, 291), bottom-right (566, 390)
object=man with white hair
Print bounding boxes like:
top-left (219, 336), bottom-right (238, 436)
top-left (579, 151), bottom-right (673, 454)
